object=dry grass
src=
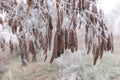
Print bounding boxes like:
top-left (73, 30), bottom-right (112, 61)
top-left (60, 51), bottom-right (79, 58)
top-left (0, 34), bottom-right (120, 80)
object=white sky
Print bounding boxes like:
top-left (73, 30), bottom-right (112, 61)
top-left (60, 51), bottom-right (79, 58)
top-left (98, 0), bottom-right (120, 34)
top-left (98, 0), bottom-right (120, 14)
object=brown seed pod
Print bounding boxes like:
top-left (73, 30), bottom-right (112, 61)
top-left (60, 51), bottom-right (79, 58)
top-left (41, 35), bottom-right (47, 52)
top-left (48, 15), bottom-right (53, 30)
top-left (93, 47), bottom-right (99, 65)
top-left (39, 31), bottom-right (43, 46)
top-left (0, 17), bottom-right (3, 25)
top-left (12, 19), bottom-right (18, 34)
top-left (47, 28), bottom-right (52, 50)
top-left (85, 33), bottom-right (88, 48)
top-left (56, 0), bottom-right (60, 9)
top-left (72, 0), bottom-right (76, 10)
top-left (56, 12), bottom-right (61, 30)
top-left (66, 0), bottom-right (70, 14)
top-left (61, 29), bottom-right (65, 54)
top-left (68, 29), bottom-right (75, 53)
top-left (111, 33), bottom-right (114, 53)
top-left (92, 5), bottom-right (97, 14)
top-left (73, 29), bottom-right (78, 51)
top-left (27, 0), bottom-right (32, 8)
top-left (78, 0), bottom-right (82, 11)
top-left (40, 0), bottom-right (44, 6)
top-left (50, 32), bottom-right (58, 63)
top-left (47, 15), bottom-right (53, 50)
top-left (19, 26), bottom-right (23, 32)
top-left (82, 0), bottom-right (85, 10)
top-left (32, 28), bottom-right (38, 39)
top-left (25, 52), bottom-right (29, 62)
top-left (73, 15), bottom-right (77, 29)
top-left (42, 35), bottom-right (48, 61)
top-left (29, 40), bottom-right (35, 54)
top-left (107, 34), bottom-right (112, 51)
top-left (87, 41), bottom-right (91, 54)
top-left (57, 30), bottom-right (63, 57)
top-left (13, 0), bottom-right (17, 5)
top-left (68, 29), bottom-right (72, 50)
top-left (100, 38), bottom-right (104, 59)
top-left (9, 40), bottom-right (14, 54)
top-left (59, 9), bottom-right (63, 26)
top-left (84, 0), bottom-right (90, 10)
top-left (65, 28), bottom-right (68, 49)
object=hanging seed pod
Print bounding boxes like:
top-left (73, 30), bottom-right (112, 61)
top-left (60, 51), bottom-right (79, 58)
top-left (41, 35), bottom-right (47, 53)
top-left (65, 28), bottom-right (68, 49)
top-left (92, 5), bottom-right (97, 14)
top-left (32, 28), bottom-right (38, 39)
top-left (84, 0), bottom-right (90, 10)
top-left (78, 0), bottom-right (82, 11)
top-left (0, 17), bottom-right (3, 25)
top-left (13, 0), bottom-right (17, 5)
top-left (19, 26), bottom-right (23, 32)
top-left (43, 35), bottom-right (48, 62)
top-left (25, 52), bottom-right (29, 62)
top-left (50, 32), bottom-right (58, 63)
top-left (32, 28), bottom-right (36, 37)
top-left (68, 29), bottom-right (72, 49)
top-left (9, 40), bottom-right (14, 54)
top-left (56, 0), bottom-right (60, 9)
top-left (39, 31), bottom-right (43, 47)
top-left (85, 33), bottom-right (88, 49)
top-left (74, 29), bottom-right (78, 51)
top-left (72, 0), bottom-right (76, 10)
top-left (27, 0), bottom-right (32, 14)
top-left (85, 23), bottom-right (89, 48)
top-left (40, 0), bottom-right (44, 7)
top-left (61, 29), bottom-right (65, 54)
top-left (101, 30), bottom-right (107, 51)
top-left (69, 29), bottom-right (74, 53)
top-left (48, 15), bottom-right (53, 30)
top-left (87, 40), bottom-right (91, 54)
top-left (92, 0), bottom-right (96, 2)
top-left (8, 18), bottom-right (13, 27)
top-left (90, 15), bottom-right (95, 24)
top-left (47, 27), bottom-right (52, 50)
top-left (73, 15), bottom-right (77, 29)
top-left (93, 47), bottom-right (99, 65)
top-left (12, 19), bottom-right (17, 34)
top-left (57, 30), bottom-right (63, 57)
top-left (1, 38), bottom-right (5, 52)
top-left (100, 38), bottom-right (104, 59)
top-left (59, 9), bottom-right (63, 26)
top-left (82, 0), bottom-right (85, 10)
top-left (29, 40), bottom-right (35, 54)
top-left (111, 33), bottom-right (114, 53)
top-left (66, 0), bottom-right (70, 14)
top-left (107, 34), bottom-right (112, 51)
top-left (56, 13), bottom-right (61, 30)
top-left (47, 15), bottom-right (53, 50)
top-left (27, 0), bottom-right (32, 8)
